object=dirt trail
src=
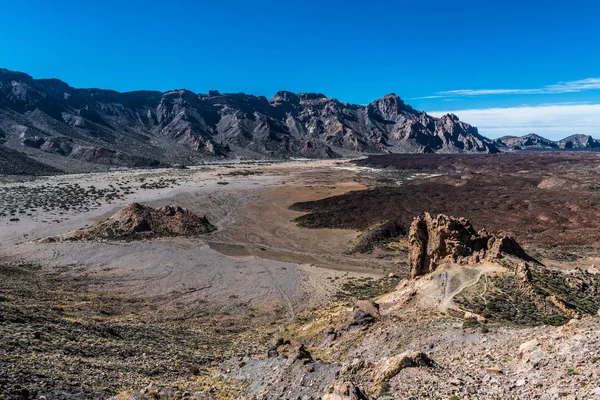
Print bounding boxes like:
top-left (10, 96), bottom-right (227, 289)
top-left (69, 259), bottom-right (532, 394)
top-left (436, 263), bottom-right (506, 312)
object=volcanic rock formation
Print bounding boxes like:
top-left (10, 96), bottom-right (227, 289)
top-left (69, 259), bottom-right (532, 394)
top-left (408, 212), bottom-right (531, 278)
top-left (42, 202), bottom-right (215, 241)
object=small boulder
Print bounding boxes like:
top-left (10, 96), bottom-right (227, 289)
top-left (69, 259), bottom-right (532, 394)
top-left (464, 311), bottom-right (486, 323)
top-left (346, 309), bottom-right (376, 329)
top-left (486, 367), bottom-right (504, 375)
top-left (354, 300), bottom-right (380, 320)
top-left (322, 381), bottom-right (369, 400)
top-left (373, 351), bottom-right (434, 382)
top-left (294, 344), bottom-right (313, 363)
top-left (341, 358), bottom-right (367, 375)
top-left (267, 346), bottom-right (279, 358)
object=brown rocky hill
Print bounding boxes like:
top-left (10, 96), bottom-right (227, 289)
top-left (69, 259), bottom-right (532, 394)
top-left (40, 202), bottom-right (216, 241)
top-left (0, 68), bottom-right (498, 173)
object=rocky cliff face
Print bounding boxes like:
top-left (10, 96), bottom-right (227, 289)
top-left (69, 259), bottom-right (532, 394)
top-left (0, 69), bottom-right (498, 172)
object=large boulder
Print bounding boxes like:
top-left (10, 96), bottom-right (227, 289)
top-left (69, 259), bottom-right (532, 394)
top-left (408, 212), bottom-right (531, 278)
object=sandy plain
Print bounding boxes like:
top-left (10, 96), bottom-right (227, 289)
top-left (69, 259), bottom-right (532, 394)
top-left (0, 159), bottom-right (391, 318)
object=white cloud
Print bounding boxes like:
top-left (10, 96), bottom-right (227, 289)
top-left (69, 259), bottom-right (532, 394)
top-left (545, 78), bottom-right (600, 94)
top-left (411, 95), bottom-right (447, 100)
top-left (430, 78), bottom-right (600, 98)
top-left (429, 103), bottom-right (600, 140)
top-left (438, 88), bottom-right (541, 96)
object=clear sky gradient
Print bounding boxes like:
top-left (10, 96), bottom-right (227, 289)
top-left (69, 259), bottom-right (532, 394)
top-left (2, 0), bottom-right (600, 139)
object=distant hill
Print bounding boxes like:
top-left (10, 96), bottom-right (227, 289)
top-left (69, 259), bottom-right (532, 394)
top-left (557, 134), bottom-right (600, 149)
top-left (0, 68), bottom-right (498, 173)
top-left (496, 133), bottom-right (600, 151)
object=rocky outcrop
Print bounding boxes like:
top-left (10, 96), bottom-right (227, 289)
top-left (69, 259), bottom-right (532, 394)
top-left (0, 68), bottom-right (500, 173)
top-left (41, 202), bottom-right (215, 241)
top-left (408, 212), bottom-right (531, 278)
top-left (20, 133), bottom-right (163, 167)
top-left (39, 136), bottom-right (74, 156)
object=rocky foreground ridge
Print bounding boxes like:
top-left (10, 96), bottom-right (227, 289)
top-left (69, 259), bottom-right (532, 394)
top-left (206, 214), bottom-right (600, 399)
top-left (0, 68), bottom-right (498, 173)
top-left (6, 209), bottom-right (600, 398)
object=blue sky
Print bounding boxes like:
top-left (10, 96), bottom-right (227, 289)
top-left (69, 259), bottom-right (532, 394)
top-left (1, 0), bottom-right (600, 139)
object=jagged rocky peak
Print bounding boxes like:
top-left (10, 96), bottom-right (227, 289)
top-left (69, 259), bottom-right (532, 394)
top-left (368, 93), bottom-right (414, 121)
top-left (408, 212), bottom-right (532, 278)
top-left (437, 113), bottom-right (465, 131)
top-left (296, 92), bottom-right (327, 101)
top-left (270, 91), bottom-right (328, 105)
top-left (440, 113), bottom-right (460, 122)
top-left (270, 90), bottom-right (300, 104)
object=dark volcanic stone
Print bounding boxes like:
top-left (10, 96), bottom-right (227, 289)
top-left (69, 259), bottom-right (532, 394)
top-left (290, 152), bottom-right (600, 248)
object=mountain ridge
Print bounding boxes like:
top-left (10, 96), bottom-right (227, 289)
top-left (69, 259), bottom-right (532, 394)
top-left (2, 68), bottom-right (598, 175)
top-left (0, 68), bottom-right (498, 173)
top-left (495, 133), bottom-right (600, 150)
